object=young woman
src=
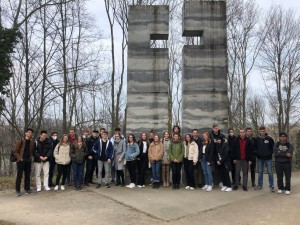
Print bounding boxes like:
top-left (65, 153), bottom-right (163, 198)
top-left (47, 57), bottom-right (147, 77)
top-left (161, 131), bottom-right (171, 187)
top-left (148, 134), bottom-right (163, 189)
top-left (183, 134), bottom-right (198, 190)
top-left (136, 132), bottom-right (149, 188)
top-left (199, 132), bottom-right (214, 192)
top-left (125, 134), bottom-right (140, 188)
top-left (54, 134), bottom-right (71, 191)
top-left (70, 136), bottom-right (88, 190)
top-left (113, 133), bottom-right (126, 186)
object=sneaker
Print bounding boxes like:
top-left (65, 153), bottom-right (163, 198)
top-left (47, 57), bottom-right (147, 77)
top-left (277, 189), bottom-right (283, 194)
top-left (105, 183), bottom-right (110, 188)
top-left (206, 186), bottom-right (213, 192)
top-left (185, 186), bottom-right (190, 190)
top-left (61, 185), bottom-right (65, 191)
top-left (255, 185), bottom-right (262, 190)
top-left (190, 187), bottom-right (195, 190)
top-left (96, 184), bottom-right (101, 189)
top-left (142, 185), bottom-right (145, 188)
top-left (137, 185), bottom-right (143, 188)
top-left (233, 185), bottom-right (238, 190)
top-left (25, 190), bottom-right (32, 194)
top-left (54, 185), bottom-right (59, 191)
top-left (221, 186), bottom-right (227, 191)
top-left (285, 190), bottom-right (291, 195)
top-left (128, 183), bottom-right (135, 189)
top-left (37, 187), bottom-right (42, 192)
top-left (270, 186), bottom-right (275, 192)
top-left (225, 187), bottom-right (233, 192)
top-left (218, 182), bottom-right (223, 188)
top-left (16, 191), bottom-right (21, 197)
top-left (202, 185), bottom-right (208, 190)
top-left (242, 186), bottom-right (248, 192)
top-left (44, 186), bottom-right (51, 191)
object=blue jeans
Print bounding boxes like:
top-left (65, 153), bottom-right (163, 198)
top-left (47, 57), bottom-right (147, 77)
top-left (151, 160), bottom-right (162, 182)
top-left (72, 162), bottom-right (84, 187)
top-left (257, 159), bottom-right (274, 187)
top-left (201, 156), bottom-right (213, 186)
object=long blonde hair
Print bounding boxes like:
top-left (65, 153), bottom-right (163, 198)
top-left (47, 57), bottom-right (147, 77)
top-left (59, 134), bottom-right (69, 145)
top-left (202, 132), bottom-right (211, 145)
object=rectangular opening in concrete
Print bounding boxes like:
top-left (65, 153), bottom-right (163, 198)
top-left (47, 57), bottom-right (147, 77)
top-left (150, 39), bottom-right (168, 48)
top-left (185, 36), bottom-right (202, 45)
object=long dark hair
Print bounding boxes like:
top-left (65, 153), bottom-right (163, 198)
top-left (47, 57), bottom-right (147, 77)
top-left (127, 134), bottom-right (136, 143)
top-left (138, 132), bottom-right (149, 145)
top-left (185, 134), bottom-right (193, 145)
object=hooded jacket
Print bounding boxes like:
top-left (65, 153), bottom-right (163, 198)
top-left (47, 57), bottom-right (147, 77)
top-left (93, 139), bottom-right (114, 161)
top-left (274, 141), bottom-right (294, 163)
top-left (253, 134), bottom-right (274, 160)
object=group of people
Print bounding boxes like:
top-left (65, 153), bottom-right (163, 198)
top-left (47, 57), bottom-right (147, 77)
top-left (12, 124), bottom-right (294, 197)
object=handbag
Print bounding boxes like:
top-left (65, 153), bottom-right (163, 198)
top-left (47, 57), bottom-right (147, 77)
top-left (10, 151), bottom-right (17, 162)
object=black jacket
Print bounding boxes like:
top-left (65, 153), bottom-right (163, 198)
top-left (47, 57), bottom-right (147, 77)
top-left (227, 135), bottom-right (236, 159)
top-left (232, 136), bottom-right (253, 161)
top-left (274, 142), bottom-right (294, 163)
top-left (34, 138), bottom-right (53, 163)
top-left (137, 141), bottom-right (149, 161)
top-left (199, 141), bottom-right (214, 163)
top-left (215, 141), bottom-right (231, 172)
top-left (70, 141), bottom-right (88, 164)
top-left (253, 135), bottom-right (274, 160)
top-left (86, 136), bottom-right (99, 158)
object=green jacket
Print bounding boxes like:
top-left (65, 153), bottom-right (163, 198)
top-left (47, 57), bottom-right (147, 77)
top-left (169, 141), bottom-right (184, 162)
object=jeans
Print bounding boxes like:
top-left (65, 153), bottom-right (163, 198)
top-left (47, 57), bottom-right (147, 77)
top-left (275, 162), bottom-right (291, 191)
top-left (16, 159), bottom-right (32, 192)
top-left (72, 162), bottom-right (84, 187)
top-left (97, 160), bottom-right (111, 184)
top-left (257, 159), bottom-right (274, 187)
top-left (34, 161), bottom-right (50, 189)
top-left (183, 158), bottom-right (195, 187)
top-left (170, 162), bottom-right (182, 185)
top-left (151, 160), bottom-right (162, 183)
top-left (200, 156), bottom-right (213, 186)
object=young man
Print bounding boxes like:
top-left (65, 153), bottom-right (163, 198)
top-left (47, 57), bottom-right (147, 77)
top-left (67, 128), bottom-right (77, 185)
top-left (13, 128), bottom-right (35, 197)
top-left (227, 128), bottom-right (237, 185)
top-left (232, 129), bottom-right (252, 191)
top-left (84, 130), bottom-right (99, 185)
top-left (246, 127), bottom-right (256, 187)
top-left (49, 132), bottom-right (59, 187)
top-left (253, 126), bottom-right (275, 192)
top-left (192, 129), bottom-right (203, 187)
top-left (274, 132), bottom-right (294, 195)
top-left (149, 129), bottom-right (155, 143)
top-left (93, 131), bottom-right (114, 188)
top-left (34, 130), bottom-right (53, 192)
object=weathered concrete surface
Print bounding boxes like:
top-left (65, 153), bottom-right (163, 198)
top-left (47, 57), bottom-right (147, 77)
top-left (127, 5), bottom-right (169, 137)
top-left (1, 172), bottom-right (299, 224)
top-left (182, 0), bottom-right (228, 134)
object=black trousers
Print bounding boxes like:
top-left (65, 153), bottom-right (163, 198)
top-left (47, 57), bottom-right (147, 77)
top-left (137, 158), bottom-right (148, 185)
top-left (183, 158), bottom-right (195, 188)
top-left (16, 160), bottom-right (31, 192)
top-left (56, 164), bottom-right (69, 185)
top-left (275, 162), bottom-right (292, 191)
top-left (48, 157), bottom-right (56, 186)
top-left (219, 164), bottom-right (231, 187)
top-left (116, 170), bottom-right (125, 184)
top-left (171, 162), bottom-right (182, 185)
top-left (250, 157), bottom-right (256, 185)
top-left (127, 160), bottom-right (137, 183)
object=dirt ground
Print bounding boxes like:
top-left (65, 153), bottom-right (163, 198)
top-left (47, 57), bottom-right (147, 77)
top-left (0, 172), bottom-right (299, 225)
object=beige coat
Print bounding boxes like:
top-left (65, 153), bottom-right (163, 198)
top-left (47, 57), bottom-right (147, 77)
top-left (184, 141), bottom-right (199, 164)
top-left (148, 142), bottom-right (163, 163)
top-left (54, 143), bottom-right (71, 165)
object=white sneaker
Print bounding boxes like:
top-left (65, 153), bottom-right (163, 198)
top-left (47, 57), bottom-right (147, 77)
top-left (185, 186), bottom-right (190, 190)
top-left (285, 190), bottom-right (291, 195)
top-left (189, 187), bottom-right (195, 190)
top-left (44, 186), bottom-right (51, 191)
top-left (206, 186), bottom-right (213, 192)
top-left (129, 183), bottom-right (135, 189)
top-left (37, 187), bottom-right (41, 192)
top-left (225, 187), bottom-right (233, 192)
top-left (277, 189), bottom-right (283, 194)
top-left (142, 185), bottom-right (145, 188)
top-left (54, 185), bottom-right (59, 191)
top-left (221, 186), bottom-right (227, 191)
top-left (137, 185), bottom-right (143, 188)
top-left (202, 185), bottom-right (208, 190)
top-left (61, 185), bottom-right (65, 191)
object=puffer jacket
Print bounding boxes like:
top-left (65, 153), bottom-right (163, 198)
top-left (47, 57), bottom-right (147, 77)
top-left (34, 138), bottom-right (53, 163)
top-left (70, 141), bottom-right (88, 164)
top-left (125, 143), bottom-right (140, 161)
top-left (148, 142), bottom-right (163, 163)
top-left (54, 143), bottom-right (71, 165)
top-left (184, 141), bottom-right (199, 164)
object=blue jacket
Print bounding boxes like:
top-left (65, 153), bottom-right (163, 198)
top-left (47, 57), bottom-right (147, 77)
top-left (125, 143), bottom-right (140, 161)
top-left (93, 139), bottom-right (114, 160)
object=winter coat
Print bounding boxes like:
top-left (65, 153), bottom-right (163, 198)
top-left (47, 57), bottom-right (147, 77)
top-left (227, 135), bottom-right (236, 160)
top-left (70, 141), bottom-right (88, 164)
top-left (253, 135), bottom-right (274, 160)
top-left (125, 143), bottom-right (140, 161)
top-left (169, 141), bottom-right (184, 163)
top-left (114, 139), bottom-right (126, 170)
top-left (85, 136), bottom-right (99, 159)
top-left (183, 141), bottom-right (199, 164)
top-left (215, 141), bottom-right (231, 172)
top-left (34, 138), bottom-right (53, 163)
top-left (231, 136), bottom-right (253, 161)
top-left (199, 141), bottom-right (214, 163)
top-left (148, 142), bottom-right (163, 163)
top-left (162, 138), bottom-right (171, 164)
top-left (54, 143), bottom-right (71, 165)
top-left (13, 139), bottom-right (35, 162)
top-left (274, 141), bottom-right (294, 163)
top-left (93, 139), bottom-right (114, 161)
top-left (137, 141), bottom-right (149, 161)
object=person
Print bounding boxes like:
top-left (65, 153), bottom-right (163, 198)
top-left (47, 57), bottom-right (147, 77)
top-left (228, 128), bottom-right (238, 185)
top-left (33, 130), bottom-right (52, 192)
top-left (136, 132), bottom-right (149, 188)
top-left (199, 131), bottom-right (214, 191)
top-left (83, 129), bottom-right (89, 141)
top-left (161, 131), bottom-right (171, 187)
top-left (113, 133), bottom-right (126, 186)
top-left (215, 137), bottom-right (232, 192)
top-left (49, 132), bottom-right (59, 187)
top-left (274, 132), bottom-right (294, 195)
top-left (93, 131), bottom-right (114, 188)
top-left (110, 128), bottom-right (125, 183)
top-left (253, 126), bottom-right (275, 192)
top-left (149, 130), bottom-right (155, 143)
top-left (70, 136), bottom-right (88, 190)
top-left (169, 133), bottom-right (184, 189)
top-left (67, 128), bottom-right (77, 186)
top-left (246, 127), bottom-right (256, 187)
top-left (192, 129), bottom-right (203, 188)
top-left (183, 134), bottom-right (198, 190)
top-left (232, 129), bottom-right (253, 191)
top-left (54, 134), bottom-right (71, 191)
top-left (84, 130), bottom-right (99, 185)
top-left (13, 128), bottom-right (35, 197)
top-left (125, 134), bottom-right (140, 188)
top-left (148, 134), bottom-right (163, 189)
